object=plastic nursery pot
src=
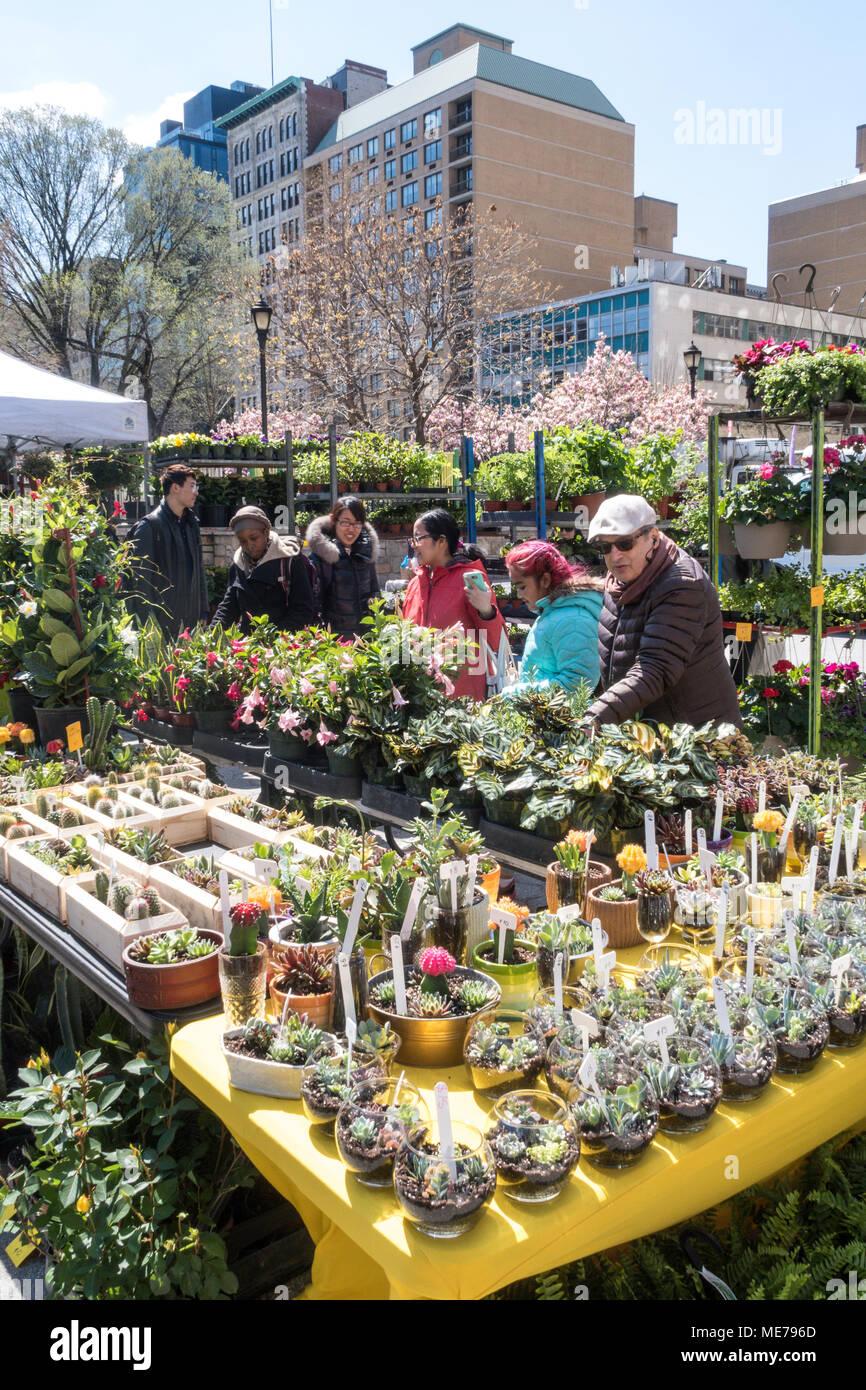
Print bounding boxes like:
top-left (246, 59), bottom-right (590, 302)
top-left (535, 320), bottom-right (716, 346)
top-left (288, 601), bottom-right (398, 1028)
top-left (463, 1008), bottom-right (547, 1099)
top-left (545, 859), bottom-right (612, 915)
top-left (758, 845), bottom-right (785, 884)
top-left (480, 795), bottom-right (524, 829)
top-left (471, 938), bottom-right (538, 1012)
top-left (218, 944), bottom-right (268, 1029)
top-left (268, 730), bottom-right (308, 762)
top-left (480, 862), bottom-right (501, 905)
top-left (335, 1076), bottom-right (429, 1189)
top-left (567, 1053), bottom-right (659, 1170)
top-left (33, 704), bottom-right (89, 747)
top-left (299, 1040), bottom-right (385, 1135)
top-left (524, 986), bottom-right (591, 1045)
top-left (190, 708), bottom-right (234, 735)
top-left (636, 890), bottom-right (673, 945)
top-left (639, 1036), bottom-right (722, 1136)
top-left (393, 1119), bottom-right (496, 1239)
top-left (485, 1090), bottom-right (580, 1204)
top-left (325, 749), bottom-right (362, 778)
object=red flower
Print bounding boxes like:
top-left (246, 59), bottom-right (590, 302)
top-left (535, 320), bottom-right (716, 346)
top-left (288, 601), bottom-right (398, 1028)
top-left (134, 710), bottom-right (149, 723)
top-left (92, 574), bottom-right (107, 588)
top-left (45, 739), bottom-right (63, 754)
top-left (175, 676), bottom-right (191, 691)
top-left (179, 629), bottom-right (191, 641)
top-left (206, 652), bottom-right (219, 666)
top-left (761, 687), bottom-right (780, 699)
top-left (773, 659), bottom-right (794, 673)
top-left (113, 500), bottom-right (126, 516)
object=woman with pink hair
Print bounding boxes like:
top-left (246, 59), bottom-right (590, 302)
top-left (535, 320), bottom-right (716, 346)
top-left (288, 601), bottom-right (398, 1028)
top-left (505, 540), bottom-right (603, 695)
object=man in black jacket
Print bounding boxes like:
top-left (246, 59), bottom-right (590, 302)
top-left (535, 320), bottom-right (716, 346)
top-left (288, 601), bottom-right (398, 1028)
top-left (127, 465), bottom-right (210, 638)
top-left (211, 506), bottom-right (316, 633)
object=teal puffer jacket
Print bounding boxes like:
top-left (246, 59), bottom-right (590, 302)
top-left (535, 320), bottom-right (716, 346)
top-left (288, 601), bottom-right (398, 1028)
top-left (514, 588), bottom-right (603, 694)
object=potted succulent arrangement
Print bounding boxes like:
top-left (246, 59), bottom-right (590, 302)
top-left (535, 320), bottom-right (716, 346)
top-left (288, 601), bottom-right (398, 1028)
top-left (268, 944), bottom-right (334, 1030)
top-left (745, 880), bottom-right (792, 928)
top-left (753, 809), bottom-right (787, 882)
top-left (694, 1007), bottom-right (777, 1102)
top-left (525, 911), bottom-right (600, 987)
top-left (484, 1090), bottom-right (580, 1204)
top-left (408, 790), bottom-right (490, 963)
top-left (5, 833), bottom-right (94, 921)
top-left (637, 1036), bottom-right (722, 1135)
top-left (335, 1076), bottom-right (429, 1189)
top-left (523, 984), bottom-right (591, 1045)
top-left (367, 946), bottom-right (500, 1067)
top-left (65, 870), bottom-right (186, 970)
top-left (585, 843), bottom-right (646, 948)
top-left (805, 962), bottom-right (866, 1048)
top-left (672, 850), bottom-right (748, 921)
top-left (568, 1050), bottom-right (659, 1169)
top-left (218, 900), bottom-right (268, 1028)
top-left (545, 829), bottom-right (612, 915)
top-left (634, 868), bottom-right (674, 944)
top-left (636, 945), bottom-right (709, 1006)
top-left (299, 1038), bottom-right (385, 1134)
top-left (122, 924), bottom-right (223, 1010)
top-left (672, 880), bottom-right (724, 947)
top-left (222, 1015), bottom-right (337, 1099)
top-left (462, 1009), bottom-right (546, 1098)
top-left (724, 972), bottom-right (830, 1076)
top-left (392, 1119), bottom-right (496, 1238)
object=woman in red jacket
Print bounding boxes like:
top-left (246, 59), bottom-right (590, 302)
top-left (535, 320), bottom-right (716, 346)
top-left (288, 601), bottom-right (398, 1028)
top-left (400, 509), bottom-right (506, 701)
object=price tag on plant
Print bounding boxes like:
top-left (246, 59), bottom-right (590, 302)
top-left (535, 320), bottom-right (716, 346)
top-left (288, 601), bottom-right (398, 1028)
top-left (434, 1082), bottom-right (458, 1181)
top-left (745, 927), bottom-right (756, 998)
top-left (810, 585), bottom-right (825, 608)
top-left (644, 1014), bottom-right (675, 1065)
top-left (696, 827), bottom-right (707, 857)
top-left (713, 792), bottom-right (724, 844)
top-left (784, 915), bottom-right (800, 970)
top-left (831, 953), bottom-right (853, 1005)
top-left (65, 721), bottom-right (83, 753)
top-left (441, 860), bottom-right (462, 912)
top-left (338, 954), bottom-right (356, 1029)
top-left (758, 781), bottom-right (767, 813)
top-left (570, 1008), bottom-right (599, 1054)
top-left (750, 832), bottom-right (758, 887)
top-left (714, 887), bottom-right (728, 959)
top-left (219, 870), bottom-right (230, 932)
top-left (342, 878), bottom-right (368, 959)
top-left (107, 854), bottom-right (117, 902)
top-left (712, 977), bottom-right (732, 1037)
top-left (806, 846), bottom-right (820, 912)
top-left (490, 905), bottom-right (517, 933)
top-left (400, 878), bottom-right (427, 940)
top-left (597, 950), bottom-right (616, 993)
top-left (685, 809), bottom-right (693, 855)
top-left (829, 813), bottom-right (845, 885)
top-left (735, 622), bottom-right (753, 642)
top-left (578, 1048), bottom-right (602, 1099)
top-left (645, 810), bottom-right (658, 871)
top-left (348, 855), bottom-right (362, 873)
top-left (390, 935), bottom-right (407, 1015)
top-left (294, 875), bottom-right (311, 898)
top-left (558, 903), bottom-right (585, 923)
top-left (553, 952), bottom-right (564, 1012)
top-left (779, 796), bottom-right (800, 854)
top-left (253, 858), bottom-right (278, 882)
top-left (464, 853), bottom-right (479, 909)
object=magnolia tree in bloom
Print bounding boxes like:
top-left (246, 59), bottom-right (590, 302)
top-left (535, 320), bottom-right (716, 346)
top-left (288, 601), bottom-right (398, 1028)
top-left (212, 405), bottom-right (326, 443)
top-left (426, 338), bottom-right (712, 458)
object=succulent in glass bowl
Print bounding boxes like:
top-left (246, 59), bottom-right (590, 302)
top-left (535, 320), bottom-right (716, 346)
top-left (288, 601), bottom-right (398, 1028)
top-left (485, 1090), bottom-right (579, 1203)
top-left (335, 1076), bottom-right (429, 1187)
top-left (567, 1053), bottom-right (659, 1169)
top-left (393, 1120), bottom-right (496, 1239)
top-left (463, 1009), bottom-right (546, 1098)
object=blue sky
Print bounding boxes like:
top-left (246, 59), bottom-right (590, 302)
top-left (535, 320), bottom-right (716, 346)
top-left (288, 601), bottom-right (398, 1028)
top-left (2, 0), bottom-right (863, 285)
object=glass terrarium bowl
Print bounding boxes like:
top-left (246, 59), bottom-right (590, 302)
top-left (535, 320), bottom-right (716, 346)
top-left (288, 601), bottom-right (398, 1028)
top-left (692, 1008), bottom-right (777, 1102)
top-left (804, 960), bottom-right (866, 1049)
top-left (673, 884), bottom-right (723, 947)
top-left (393, 1120), bottom-right (496, 1239)
top-left (463, 1008), bottom-right (546, 1100)
top-left (545, 1030), bottom-right (626, 1104)
top-left (335, 1076), bottom-right (429, 1188)
top-left (567, 1055), bottom-right (659, 1170)
top-left (635, 1035), bottom-right (722, 1135)
top-left (637, 944), bottom-right (710, 1000)
top-left (299, 1039), bottom-right (385, 1136)
top-left (485, 1089), bottom-right (579, 1204)
top-left (523, 985), bottom-right (591, 1045)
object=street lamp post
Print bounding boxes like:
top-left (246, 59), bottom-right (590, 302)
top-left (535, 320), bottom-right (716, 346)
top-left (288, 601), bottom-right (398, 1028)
top-left (251, 299), bottom-right (273, 441)
top-left (683, 342), bottom-right (701, 400)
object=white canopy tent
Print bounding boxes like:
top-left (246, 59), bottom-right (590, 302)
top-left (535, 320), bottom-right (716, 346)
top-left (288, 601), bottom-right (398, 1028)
top-left (0, 349), bottom-right (149, 448)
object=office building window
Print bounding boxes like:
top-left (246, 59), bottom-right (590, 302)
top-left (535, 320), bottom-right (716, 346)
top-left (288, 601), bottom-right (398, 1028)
top-left (388, 400), bottom-right (400, 419)
top-left (385, 190), bottom-right (397, 213)
top-left (700, 357), bottom-right (736, 383)
top-left (348, 143), bottom-right (363, 164)
top-left (350, 173), bottom-right (362, 192)
top-left (369, 196), bottom-right (380, 216)
top-left (350, 204), bottom-right (361, 224)
top-left (329, 184), bottom-right (342, 202)
top-left (384, 158), bottom-right (396, 180)
top-left (256, 130), bottom-right (261, 155)
top-left (424, 107), bottom-right (441, 136)
top-left (400, 118), bottom-right (417, 142)
top-left (329, 153), bottom-right (343, 173)
top-left (384, 127), bottom-right (396, 150)
top-left (367, 136), bottom-right (379, 158)
top-left (424, 173), bottom-right (442, 199)
top-left (368, 166), bottom-right (379, 185)
top-left (401, 150), bottom-right (418, 174)
top-left (424, 140), bottom-right (441, 164)
top-left (401, 182), bottom-right (418, 207)
top-left (424, 207), bottom-right (441, 230)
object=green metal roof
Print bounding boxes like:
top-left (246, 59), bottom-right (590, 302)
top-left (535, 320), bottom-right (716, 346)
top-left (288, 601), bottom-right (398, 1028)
top-left (215, 76), bottom-right (301, 131)
top-left (476, 47), bottom-right (624, 122)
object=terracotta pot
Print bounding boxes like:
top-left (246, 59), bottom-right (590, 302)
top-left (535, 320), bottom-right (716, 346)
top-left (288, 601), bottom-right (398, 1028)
top-left (585, 879), bottom-right (641, 949)
top-left (122, 927), bottom-right (223, 1011)
top-left (483, 499), bottom-right (503, 513)
top-left (506, 499), bottom-right (526, 511)
top-left (545, 858), bottom-right (612, 914)
top-left (172, 712), bottom-right (196, 728)
top-left (268, 977), bottom-right (333, 1030)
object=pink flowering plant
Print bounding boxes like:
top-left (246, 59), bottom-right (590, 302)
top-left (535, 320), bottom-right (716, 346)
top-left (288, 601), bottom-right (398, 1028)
top-left (258, 626), bottom-right (350, 742)
top-left (739, 659), bottom-right (866, 756)
top-left (720, 461), bottom-right (807, 528)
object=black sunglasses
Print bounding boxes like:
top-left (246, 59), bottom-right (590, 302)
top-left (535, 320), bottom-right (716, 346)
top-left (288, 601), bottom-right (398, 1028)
top-left (593, 525), bottom-right (653, 556)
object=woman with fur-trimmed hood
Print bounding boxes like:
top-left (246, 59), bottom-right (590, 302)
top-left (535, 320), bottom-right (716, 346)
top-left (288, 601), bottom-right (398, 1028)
top-left (305, 496), bottom-right (381, 638)
top-left (211, 506), bottom-right (316, 633)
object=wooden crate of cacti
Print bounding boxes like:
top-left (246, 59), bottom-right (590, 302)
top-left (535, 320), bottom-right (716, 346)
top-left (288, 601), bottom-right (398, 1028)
top-left (5, 833), bottom-right (96, 922)
top-left (65, 870), bottom-right (187, 971)
top-left (206, 799), bottom-right (324, 852)
top-left (112, 776), bottom-right (209, 846)
top-left (0, 813), bottom-right (39, 881)
top-left (15, 792), bottom-right (99, 840)
top-left (65, 782), bottom-right (161, 833)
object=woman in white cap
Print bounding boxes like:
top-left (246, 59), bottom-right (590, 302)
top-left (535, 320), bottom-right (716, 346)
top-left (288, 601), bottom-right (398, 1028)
top-left (211, 506), bottom-right (316, 633)
top-left (585, 495), bottom-right (741, 728)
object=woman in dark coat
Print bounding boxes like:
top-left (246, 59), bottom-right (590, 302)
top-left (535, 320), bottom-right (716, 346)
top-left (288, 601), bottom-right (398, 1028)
top-left (211, 506), bottom-right (316, 634)
top-left (585, 495), bottom-right (742, 729)
top-left (305, 497), bottom-right (381, 638)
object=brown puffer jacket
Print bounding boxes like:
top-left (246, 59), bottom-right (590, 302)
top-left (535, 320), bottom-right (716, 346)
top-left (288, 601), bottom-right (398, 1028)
top-left (588, 547), bottom-right (742, 728)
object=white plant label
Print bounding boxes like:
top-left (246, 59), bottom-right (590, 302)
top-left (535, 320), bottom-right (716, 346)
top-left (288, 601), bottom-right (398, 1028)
top-left (348, 855), bottom-right (362, 873)
top-left (345, 1015), bottom-right (356, 1083)
top-left (745, 928), bottom-right (756, 998)
top-left (645, 811), bottom-right (658, 870)
top-left (570, 1008), bottom-right (599, 1055)
top-left (597, 951), bottom-right (616, 994)
top-left (685, 809), bottom-right (693, 855)
top-left (219, 869), bottom-right (230, 931)
top-left (845, 801), bottom-right (863, 878)
top-left (107, 854), bottom-right (117, 902)
top-left (831, 953), bottom-right (853, 1005)
top-left (806, 846), bottom-right (820, 912)
top-left (712, 977), bottom-right (732, 1037)
top-left (254, 857), bottom-right (278, 882)
top-left (434, 1082), bottom-right (458, 1181)
top-left (829, 814), bottom-right (845, 885)
top-left (337, 953), bottom-right (356, 1029)
top-left (750, 833), bottom-right (758, 887)
top-left (464, 853), bottom-right (479, 908)
top-left (784, 917), bottom-right (800, 970)
top-left (715, 887), bottom-right (729, 958)
top-left (400, 878), bottom-right (426, 940)
top-left (490, 905), bottom-right (517, 934)
top-left (644, 1014), bottom-right (676, 1065)
top-left (779, 796), bottom-right (800, 854)
top-left (441, 860), bottom-right (462, 912)
top-left (392, 1069), bottom-right (405, 1108)
top-left (713, 792), bottom-right (724, 844)
top-left (591, 918), bottom-right (605, 966)
top-left (698, 845), bottom-right (716, 886)
top-left (342, 878), bottom-right (368, 959)
top-left (294, 875), bottom-right (311, 898)
top-left (696, 827), bottom-right (708, 857)
top-left (553, 952), bottom-right (564, 1012)
top-left (578, 1048), bottom-right (602, 1098)
top-left (558, 903), bottom-right (585, 923)
top-left (758, 780), bottom-right (767, 813)
top-left (390, 935), bottom-right (407, 1015)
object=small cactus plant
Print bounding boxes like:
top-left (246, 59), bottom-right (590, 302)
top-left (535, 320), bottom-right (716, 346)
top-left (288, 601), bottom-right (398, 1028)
top-left (124, 895), bottom-right (151, 921)
top-left (109, 880), bottom-right (135, 916)
top-left (86, 786), bottom-right (104, 808)
top-left (82, 696), bottom-right (117, 772)
top-left (83, 774), bottom-right (102, 789)
top-left (94, 870), bottom-right (110, 904)
top-left (146, 775), bottom-right (161, 797)
top-left (160, 793), bottom-right (182, 809)
top-left (58, 807), bottom-right (83, 829)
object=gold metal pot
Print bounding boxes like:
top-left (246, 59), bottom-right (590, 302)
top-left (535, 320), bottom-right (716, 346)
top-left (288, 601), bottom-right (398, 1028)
top-left (366, 965), bottom-right (501, 1068)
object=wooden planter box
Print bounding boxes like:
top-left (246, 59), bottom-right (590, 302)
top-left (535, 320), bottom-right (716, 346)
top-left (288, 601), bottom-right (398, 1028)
top-left (67, 793), bottom-right (161, 835)
top-left (218, 839), bottom-right (326, 883)
top-left (142, 857), bottom-right (227, 934)
top-left (17, 801), bottom-right (98, 840)
top-left (206, 804), bottom-right (307, 851)
top-left (0, 827), bottom-right (38, 882)
top-left (152, 791), bottom-right (210, 847)
top-left (65, 872), bottom-right (187, 970)
top-left (5, 837), bottom-right (88, 922)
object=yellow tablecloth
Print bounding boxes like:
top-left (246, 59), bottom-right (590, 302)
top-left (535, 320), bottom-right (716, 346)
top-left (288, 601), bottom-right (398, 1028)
top-left (170, 1010), bottom-right (866, 1301)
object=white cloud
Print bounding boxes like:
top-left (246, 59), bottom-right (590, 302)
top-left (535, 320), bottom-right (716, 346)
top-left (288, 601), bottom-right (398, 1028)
top-left (0, 80), bottom-right (109, 119)
top-left (122, 92), bottom-right (196, 148)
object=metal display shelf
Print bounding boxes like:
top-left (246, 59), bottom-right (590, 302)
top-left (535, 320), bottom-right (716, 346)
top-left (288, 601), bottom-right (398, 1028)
top-left (0, 883), bottom-right (220, 1039)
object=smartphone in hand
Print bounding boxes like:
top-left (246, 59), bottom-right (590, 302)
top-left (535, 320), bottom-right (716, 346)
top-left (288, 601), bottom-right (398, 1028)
top-left (463, 569), bottom-right (487, 592)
